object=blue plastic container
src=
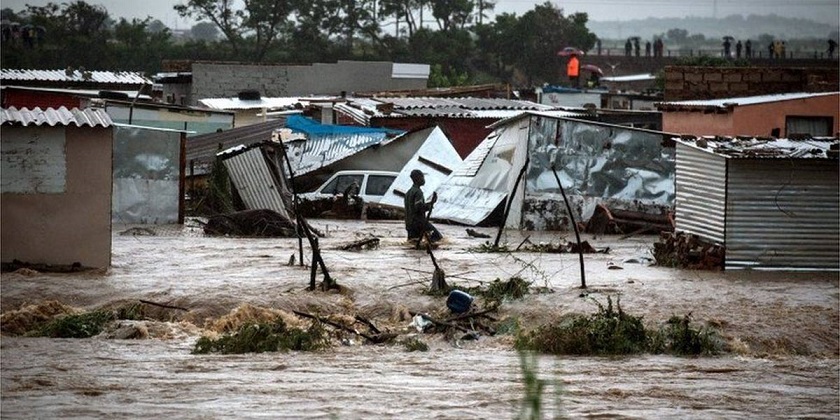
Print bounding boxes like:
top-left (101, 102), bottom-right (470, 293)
top-left (446, 290), bottom-right (474, 313)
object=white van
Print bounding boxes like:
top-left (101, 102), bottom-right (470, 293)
top-left (300, 170), bottom-right (398, 204)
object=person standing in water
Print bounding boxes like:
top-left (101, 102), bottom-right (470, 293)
top-left (404, 170), bottom-right (442, 243)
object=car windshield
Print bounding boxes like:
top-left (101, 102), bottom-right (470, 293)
top-left (321, 175), bottom-right (363, 195)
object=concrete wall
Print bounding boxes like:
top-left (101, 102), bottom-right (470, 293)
top-left (663, 94), bottom-right (840, 136)
top-left (1, 126), bottom-right (113, 268)
top-left (191, 61), bottom-right (428, 105)
top-left (663, 66), bottom-right (839, 101)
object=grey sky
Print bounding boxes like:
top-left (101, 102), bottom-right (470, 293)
top-left (4, 0), bottom-right (839, 28)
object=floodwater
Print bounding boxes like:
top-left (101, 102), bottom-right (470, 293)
top-left (2, 219), bottom-right (838, 418)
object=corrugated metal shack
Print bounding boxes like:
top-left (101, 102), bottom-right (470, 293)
top-left (432, 110), bottom-right (678, 230)
top-left (674, 136), bottom-right (839, 271)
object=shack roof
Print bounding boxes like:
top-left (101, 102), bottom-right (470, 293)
top-left (1, 69), bottom-right (152, 85)
top-left (657, 92), bottom-right (840, 112)
top-left (674, 136), bottom-right (839, 159)
top-left (1, 106), bottom-right (112, 127)
top-left (198, 96), bottom-right (338, 111)
top-left (334, 96), bottom-right (554, 125)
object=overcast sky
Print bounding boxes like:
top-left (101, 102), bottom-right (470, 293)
top-left (4, 0), bottom-right (840, 28)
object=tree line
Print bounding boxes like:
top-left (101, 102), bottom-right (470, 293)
top-left (1, 0), bottom-right (598, 87)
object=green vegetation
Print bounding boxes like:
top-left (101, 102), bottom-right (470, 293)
top-left (30, 310), bottom-right (114, 338)
top-left (192, 319), bottom-right (329, 354)
top-left (517, 350), bottom-right (562, 420)
top-left (515, 296), bottom-right (723, 356)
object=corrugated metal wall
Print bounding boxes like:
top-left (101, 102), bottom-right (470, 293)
top-left (726, 159), bottom-right (839, 270)
top-left (223, 148), bottom-right (291, 220)
top-left (675, 142), bottom-right (727, 244)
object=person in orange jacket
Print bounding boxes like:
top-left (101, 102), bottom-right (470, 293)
top-left (567, 53), bottom-right (580, 88)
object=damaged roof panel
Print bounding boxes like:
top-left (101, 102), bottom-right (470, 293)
top-left (674, 136), bottom-right (839, 159)
top-left (1, 106), bottom-right (113, 127)
top-left (198, 96), bottom-right (336, 110)
top-left (379, 126), bottom-right (464, 209)
top-left (1, 69), bottom-right (152, 85)
top-left (657, 92), bottom-right (839, 112)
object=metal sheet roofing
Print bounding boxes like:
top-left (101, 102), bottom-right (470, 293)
top-left (1, 69), bottom-right (152, 85)
top-left (334, 96), bottom-right (555, 124)
top-left (2, 85), bottom-right (152, 100)
top-left (198, 96), bottom-right (336, 110)
top-left (1, 106), bottom-right (113, 127)
top-left (602, 73), bottom-right (656, 82)
top-left (186, 119), bottom-right (288, 172)
top-left (674, 136), bottom-right (839, 159)
top-left (282, 115), bottom-right (405, 176)
top-left (658, 91), bottom-right (839, 110)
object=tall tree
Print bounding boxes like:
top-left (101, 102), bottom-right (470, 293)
top-left (430, 0), bottom-right (473, 31)
top-left (499, 2), bottom-right (597, 85)
top-left (174, 0), bottom-right (297, 62)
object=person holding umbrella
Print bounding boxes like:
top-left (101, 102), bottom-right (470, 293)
top-left (567, 52), bottom-right (580, 88)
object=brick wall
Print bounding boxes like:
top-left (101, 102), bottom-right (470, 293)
top-left (663, 66), bottom-right (839, 101)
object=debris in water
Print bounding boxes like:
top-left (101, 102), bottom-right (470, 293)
top-left (203, 209), bottom-right (297, 237)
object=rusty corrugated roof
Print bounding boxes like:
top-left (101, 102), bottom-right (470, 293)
top-left (1, 106), bottom-right (113, 127)
top-left (1, 69), bottom-right (152, 85)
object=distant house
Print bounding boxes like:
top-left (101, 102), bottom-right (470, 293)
top-left (674, 136), bottom-right (839, 271)
top-left (657, 92), bottom-right (840, 137)
top-left (1, 107), bottom-right (114, 269)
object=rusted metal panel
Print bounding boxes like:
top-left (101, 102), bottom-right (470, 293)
top-left (222, 147), bottom-right (292, 219)
top-left (674, 141), bottom-right (727, 244)
top-left (725, 159), bottom-right (839, 270)
top-left (1, 106), bottom-right (112, 127)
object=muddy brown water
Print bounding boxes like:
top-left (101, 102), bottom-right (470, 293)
top-left (2, 219), bottom-right (838, 418)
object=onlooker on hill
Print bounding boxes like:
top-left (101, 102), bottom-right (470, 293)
top-left (745, 40), bottom-right (752, 58)
top-left (645, 41), bottom-right (651, 57)
top-left (735, 40), bottom-right (742, 59)
top-left (625, 38), bottom-right (632, 57)
top-left (567, 53), bottom-right (580, 88)
top-left (827, 39), bottom-right (837, 58)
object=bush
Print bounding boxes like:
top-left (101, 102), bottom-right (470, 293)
top-left (515, 296), bottom-right (647, 355)
top-left (193, 319), bottom-right (329, 354)
top-left (31, 310), bottom-right (114, 338)
top-left (648, 314), bottom-right (724, 355)
top-left (516, 297), bottom-right (723, 356)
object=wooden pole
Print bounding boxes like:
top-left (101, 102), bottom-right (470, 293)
top-left (551, 164), bottom-right (586, 289)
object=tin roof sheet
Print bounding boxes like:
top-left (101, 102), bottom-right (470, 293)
top-left (658, 92), bottom-right (839, 110)
top-left (334, 96), bottom-right (554, 123)
top-left (198, 97), bottom-right (335, 110)
top-left (1, 69), bottom-right (152, 85)
top-left (1, 106), bottom-right (113, 127)
top-left (674, 136), bottom-right (839, 159)
top-left (601, 73), bottom-right (656, 82)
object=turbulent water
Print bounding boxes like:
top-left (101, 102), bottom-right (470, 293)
top-left (2, 219), bottom-right (838, 418)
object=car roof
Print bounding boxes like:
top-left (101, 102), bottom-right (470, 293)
top-left (328, 170), bottom-right (399, 176)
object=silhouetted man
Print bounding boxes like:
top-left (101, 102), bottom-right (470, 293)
top-left (404, 170), bottom-right (442, 243)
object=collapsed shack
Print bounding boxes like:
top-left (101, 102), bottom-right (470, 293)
top-left (653, 232), bottom-right (724, 270)
top-left (203, 209), bottom-right (298, 237)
